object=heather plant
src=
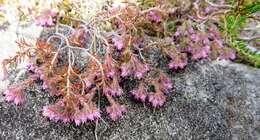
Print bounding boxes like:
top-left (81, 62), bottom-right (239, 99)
top-left (2, 0), bottom-right (252, 126)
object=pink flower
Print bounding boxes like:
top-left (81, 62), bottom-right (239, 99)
top-left (134, 64), bottom-right (149, 79)
top-left (35, 69), bottom-right (46, 80)
top-left (3, 86), bottom-right (26, 105)
top-left (132, 38), bottom-right (143, 49)
top-left (120, 63), bottom-right (132, 77)
top-left (105, 94), bottom-right (126, 121)
top-left (191, 34), bottom-right (200, 42)
top-left (147, 10), bottom-right (161, 23)
top-left (158, 72), bottom-right (173, 93)
top-left (43, 93), bottom-right (100, 125)
top-left (148, 92), bottom-right (166, 108)
top-left (112, 37), bottom-right (125, 50)
top-left (204, 6), bottom-right (214, 14)
top-left (106, 103), bottom-right (126, 121)
top-left (74, 110), bottom-right (101, 126)
top-left (217, 47), bottom-right (236, 60)
top-left (42, 99), bottom-right (74, 123)
top-left (84, 79), bottom-right (93, 88)
top-left (42, 105), bottom-right (63, 122)
top-left (42, 82), bottom-right (49, 90)
top-left (189, 45), bottom-right (211, 60)
top-left (73, 94), bottom-right (101, 125)
top-left (70, 28), bottom-right (90, 46)
top-left (27, 63), bottom-right (36, 72)
top-left (174, 31), bottom-right (181, 37)
top-left (83, 71), bottom-right (100, 89)
top-left (35, 9), bottom-right (57, 27)
top-left (103, 76), bottom-right (123, 97)
top-left (131, 83), bottom-right (148, 102)
top-left (168, 53), bottom-right (188, 70)
top-left (73, 101), bottom-right (101, 125)
top-left (166, 47), bottom-right (188, 70)
top-left (103, 54), bottom-right (117, 78)
top-left (188, 26), bottom-right (195, 34)
top-left (121, 55), bottom-right (149, 79)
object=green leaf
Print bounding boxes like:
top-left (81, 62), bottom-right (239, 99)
top-left (241, 2), bottom-right (260, 15)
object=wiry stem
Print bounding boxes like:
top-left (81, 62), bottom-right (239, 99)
top-left (204, 0), bottom-right (233, 9)
top-left (238, 35), bottom-right (260, 41)
top-left (66, 48), bottom-right (72, 96)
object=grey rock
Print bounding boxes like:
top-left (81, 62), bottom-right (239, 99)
top-left (0, 60), bottom-right (260, 140)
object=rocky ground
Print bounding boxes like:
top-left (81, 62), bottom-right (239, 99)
top-left (0, 60), bottom-right (259, 140)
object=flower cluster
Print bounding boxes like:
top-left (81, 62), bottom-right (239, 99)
top-left (130, 71), bottom-right (173, 108)
top-left (43, 92), bottom-right (101, 125)
top-left (165, 47), bottom-right (188, 70)
top-left (35, 9), bottom-right (58, 27)
top-left (172, 24), bottom-right (236, 61)
top-left (105, 94), bottom-right (126, 121)
top-left (131, 82), bottom-right (148, 102)
top-left (121, 54), bottom-right (149, 79)
top-left (147, 10), bottom-right (162, 23)
top-left (70, 28), bottom-right (90, 47)
top-left (148, 90), bottom-right (166, 107)
top-left (112, 37), bottom-right (125, 50)
top-left (3, 86), bottom-right (25, 105)
top-left (2, 73), bottom-right (38, 105)
top-left (1, 0), bottom-right (238, 126)
top-left (103, 76), bottom-right (124, 97)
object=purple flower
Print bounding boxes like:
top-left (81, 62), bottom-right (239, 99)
top-left (42, 99), bottom-right (73, 123)
top-left (168, 60), bottom-right (187, 70)
top-left (74, 111), bottom-right (101, 126)
top-left (188, 26), bottom-right (195, 34)
top-left (70, 28), bottom-right (90, 46)
top-left (147, 10), bottom-right (161, 23)
top-left (168, 53), bottom-right (188, 70)
top-left (83, 72), bottom-right (100, 89)
top-left (73, 94), bottom-right (100, 125)
top-left (42, 106), bottom-right (61, 122)
top-left (174, 31), bottom-right (181, 37)
top-left (131, 83), bottom-right (148, 102)
top-left (3, 87), bottom-right (26, 105)
top-left (148, 92), bottom-right (166, 108)
top-left (191, 34), bottom-right (200, 42)
top-left (27, 63), bottom-right (36, 72)
top-left (73, 104), bottom-right (101, 126)
top-left (133, 38), bottom-right (143, 49)
top-left (135, 64), bottom-right (149, 79)
top-left (43, 94), bottom-right (100, 125)
top-left (84, 79), bottom-right (93, 88)
top-left (42, 82), bottom-right (49, 90)
top-left (35, 70), bottom-right (46, 80)
top-left (204, 7), bottom-right (214, 14)
top-left (217, 48), bottom-right (236, 60)
top-left (121, 55), bottom-right (149, 79)
top-left (120, 63), bottom-right (131, 77)
top-left (103, 77), bottom-right (123, 97)
top-left (103, 87), bottom-right (123, 97)
top-left (189, 45), bottom-right (211, 60)
top-left (106, 103), bottom-right (126, 121)
top-left (35, 9), bottom-right (57, 27)
top-left (43, 105), bottom-right (72, 123)
top-left (103, 54), bottom-right (117, 78)
top-left (159, 73), bottom-right (173, 93)
top-left (112, 37), bottom-right (125, 50)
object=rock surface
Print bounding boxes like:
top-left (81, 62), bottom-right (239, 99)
top-left (0, 60), bottom-right (260, 140)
